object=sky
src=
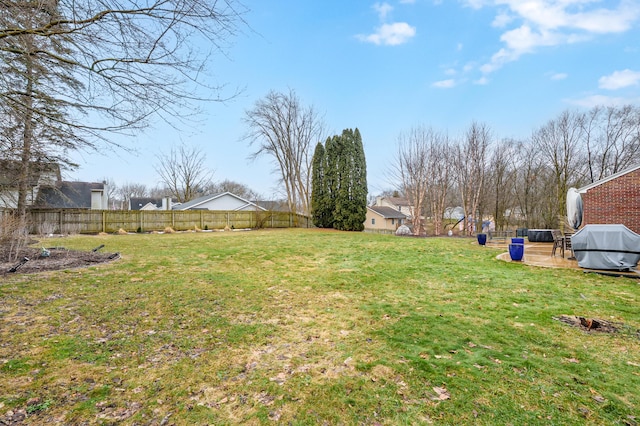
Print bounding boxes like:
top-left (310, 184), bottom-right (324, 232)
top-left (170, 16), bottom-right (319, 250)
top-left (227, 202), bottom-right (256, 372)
top-left (71, 0), bottom-right (640, 199)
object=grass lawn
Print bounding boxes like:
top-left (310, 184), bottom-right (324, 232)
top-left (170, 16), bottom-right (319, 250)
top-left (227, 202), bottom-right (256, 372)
top-left (1, 229), bottom-right (639, 425)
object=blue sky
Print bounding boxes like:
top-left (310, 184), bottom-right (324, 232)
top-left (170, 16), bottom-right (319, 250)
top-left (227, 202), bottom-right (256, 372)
top-left (72, 0), bottom-right (640, 198)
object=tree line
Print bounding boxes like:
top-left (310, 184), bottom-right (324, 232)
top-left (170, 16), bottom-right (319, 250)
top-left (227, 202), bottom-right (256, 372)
top-left (1, 0), bottom-right (246, 219)
top-left (391, 105), bottom-right (640, 235)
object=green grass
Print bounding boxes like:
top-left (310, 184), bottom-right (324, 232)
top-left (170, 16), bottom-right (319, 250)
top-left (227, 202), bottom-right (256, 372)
top-left (1, 229), bottom-right (639, 425)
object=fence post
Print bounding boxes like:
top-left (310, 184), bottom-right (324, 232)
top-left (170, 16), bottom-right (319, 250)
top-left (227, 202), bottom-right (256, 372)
top-left (103, 210), bottom-right (106, 233)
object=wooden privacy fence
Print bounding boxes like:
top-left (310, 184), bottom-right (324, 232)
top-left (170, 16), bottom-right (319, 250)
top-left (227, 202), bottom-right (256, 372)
top-left (24, 209), bottom-right (311, 234)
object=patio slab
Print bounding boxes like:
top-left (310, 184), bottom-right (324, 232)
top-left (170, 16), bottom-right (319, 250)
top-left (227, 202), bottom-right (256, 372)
top-left (488, 240), bottom-right (640, 278)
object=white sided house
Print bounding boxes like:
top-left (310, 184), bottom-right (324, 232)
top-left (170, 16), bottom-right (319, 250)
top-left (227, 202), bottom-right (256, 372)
top-left (172, 192), bottom-right (266, 212)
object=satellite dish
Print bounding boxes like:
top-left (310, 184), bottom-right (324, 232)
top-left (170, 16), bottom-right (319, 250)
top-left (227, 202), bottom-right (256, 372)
top-left (566, 187), bottom-right (583, 230)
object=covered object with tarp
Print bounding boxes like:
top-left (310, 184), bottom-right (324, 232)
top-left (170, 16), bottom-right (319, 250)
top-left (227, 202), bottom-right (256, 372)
top-left (572, 224), bottom-right (640, 271)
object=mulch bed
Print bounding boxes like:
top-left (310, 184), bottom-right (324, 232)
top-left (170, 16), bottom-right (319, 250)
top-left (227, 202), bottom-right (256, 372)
top-left (1, 247), bottom-right (119, 276)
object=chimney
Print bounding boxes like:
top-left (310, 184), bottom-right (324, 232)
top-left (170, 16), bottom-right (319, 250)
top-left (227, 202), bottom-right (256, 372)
top-left (162, 197), bottom-right (172, 210)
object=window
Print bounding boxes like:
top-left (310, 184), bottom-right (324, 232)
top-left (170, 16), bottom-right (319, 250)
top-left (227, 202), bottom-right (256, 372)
top-left (391, 219), bottom-right (395, 225)
top-left (371, 218), bottom-right (375, 225)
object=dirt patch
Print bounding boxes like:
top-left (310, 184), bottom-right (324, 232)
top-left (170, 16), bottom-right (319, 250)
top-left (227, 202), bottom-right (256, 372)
top-left (554, 315), bottom-right (640, 338)
top-left (1, 247), bottom-right (119, 276)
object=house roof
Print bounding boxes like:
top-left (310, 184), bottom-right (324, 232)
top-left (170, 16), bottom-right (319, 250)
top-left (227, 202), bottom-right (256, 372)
top-left (35, 181), bottom-right (105, 209)
top-left (381, 196), bottom-right (411, 207)
top-left (130, 197), bottom-right (163, 211)
top-left (368, 206), bottom-right (408, 219)
top-left (0, 160), bottom-right (61, 187)
top-left (578, 164), bottom-right (640, 194)
top-left (173, 191), bottom-right (267, 211)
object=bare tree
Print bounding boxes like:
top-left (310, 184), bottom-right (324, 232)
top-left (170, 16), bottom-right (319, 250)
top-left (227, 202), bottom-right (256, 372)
top-left (244, 89), bottom-right (325, 215)
top-left (486, 139), bottom-right (519, 230)
top-left (118, 182), bottom-right (148, 210)
top-left (583, 104), bottom-right (640, 182)
top-left (1, 0), bottom-right (246, 219)
top-left (155, 143), bottom-right (214, 203)
top-left (391, 126), bottom-right (432, 235)
top-left (453, 122), bottom-right (491, 235)
top-left (208, 179), bottom-right (259, 200)
top-left (532, 110), bottom-right (586, 223)
top-left (425, 133), bottom-right (454, 236)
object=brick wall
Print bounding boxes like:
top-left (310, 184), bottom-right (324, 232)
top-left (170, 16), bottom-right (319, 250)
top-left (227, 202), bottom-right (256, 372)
top-left (582, 168), bottom-right (640, 234)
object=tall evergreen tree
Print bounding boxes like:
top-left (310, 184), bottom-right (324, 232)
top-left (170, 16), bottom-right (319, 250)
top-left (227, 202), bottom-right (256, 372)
top-left (311, 128), bottom-right (368, 231)
top-left (311, 142), bottom-right (332, 228)
top-left (333, 128), bottom-right (368, 231)
top-left (351, 128), bottom-right (368, 231)
top-left (332, 129), bottom-right (352, 231)
top-left (324, 135), bottom-right (340, 228)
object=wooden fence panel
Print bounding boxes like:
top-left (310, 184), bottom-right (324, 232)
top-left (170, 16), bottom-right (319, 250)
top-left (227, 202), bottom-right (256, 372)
top-left (201, 211), bottom-right (228, 230)
top-left (24, 209), bottom-right (310, 234)
top-left (136, 211), bottom-right (173, 232)
top-left (104, 211), bottom-right (140, 233)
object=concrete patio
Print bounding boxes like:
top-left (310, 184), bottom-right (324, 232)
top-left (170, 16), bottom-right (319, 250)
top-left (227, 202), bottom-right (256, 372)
top-left (488, 240), bottom-right (640, 278)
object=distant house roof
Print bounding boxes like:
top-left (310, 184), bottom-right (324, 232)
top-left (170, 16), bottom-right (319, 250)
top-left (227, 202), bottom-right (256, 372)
top-left (173, 192), bottom-right (266, 211)
top-left (383, 196), bottom-right (411, 207)
top-left (368, 206), bottom-right (408, 219)
top-left (578, 164), bottom-right (640, 194)
top-left (130, 197), bottom-right (163, 211)
top-left (35, 181), bottom-right (105, 209)
top-left (0, 160), bottom-right (61, 187)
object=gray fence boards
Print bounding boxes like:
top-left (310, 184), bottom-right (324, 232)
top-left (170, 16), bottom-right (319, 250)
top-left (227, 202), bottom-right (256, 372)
top-left (23, 209), bottom-right (310, 234)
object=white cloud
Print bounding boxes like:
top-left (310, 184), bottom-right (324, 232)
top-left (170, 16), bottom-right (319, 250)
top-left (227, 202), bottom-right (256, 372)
top-left (432, 79), bottom-right (456, 88)
top-left (566, 94), bottom-right (639, 108)
top-left (492, 11), bottom-right (513, 28)
top-left (598, 69), bottom-right (640, 90)
top-left (476, 0), bottom-right (640, 74)
top-left (373, 2), bottom-right (393, 21)
top-left (550, 73), bottom-right (568, 80)
top-left (474, 76), bottom-right (489, 85)
top-left (463, 0), bottom-right (485, 10)
top-left (358, 22), bottom-right (417, 46)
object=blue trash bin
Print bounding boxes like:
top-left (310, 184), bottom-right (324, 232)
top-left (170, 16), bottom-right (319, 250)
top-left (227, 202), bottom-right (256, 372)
top-left (512, 237), bottom-right (525, 245)
top-left (477, 233), bottom-right (487, 246)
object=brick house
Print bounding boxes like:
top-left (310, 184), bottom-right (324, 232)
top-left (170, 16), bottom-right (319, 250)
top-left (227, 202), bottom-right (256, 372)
top-left (577, 164), bottom-right (640, 234)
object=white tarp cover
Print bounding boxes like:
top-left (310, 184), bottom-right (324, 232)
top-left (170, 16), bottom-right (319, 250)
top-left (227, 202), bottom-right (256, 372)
top-left (566, 187), bottom-right (583, 230)
top-left (572, 224), bottom-right (640, 271)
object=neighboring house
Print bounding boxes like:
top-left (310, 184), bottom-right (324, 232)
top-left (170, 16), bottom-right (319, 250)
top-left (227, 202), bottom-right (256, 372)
top-left (443, 206), bottom-right (465, 221)
top-left (578, 164), bottom-right (640, 234)
top-left (172, 192), bottom-right (267, 211)
top-left (365, 206), bottom-right (407, 232)
top-left (35, 181), bottom-right (109, 210)
top-left (129, 197), bottom-right (174, 211)
top-left (0, 160), bottom-right (61, 209)
top-left (374, 196), bottom-right (414, 220)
